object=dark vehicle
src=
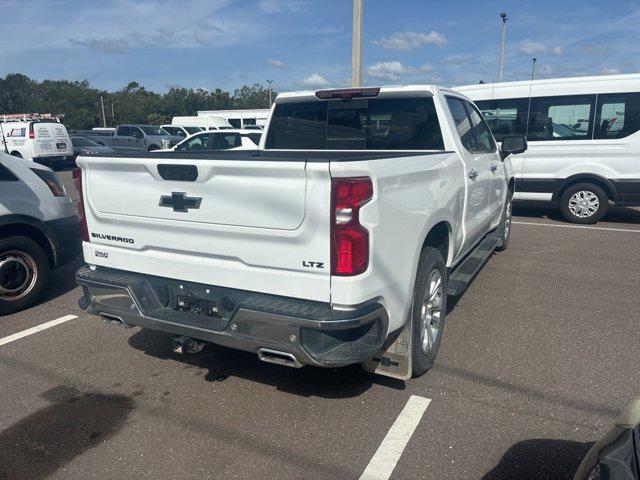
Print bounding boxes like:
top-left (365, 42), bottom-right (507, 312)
top-left (71, 136), bottom-right (115, 160)
top-left (574, 398), bottom-right (640, 479)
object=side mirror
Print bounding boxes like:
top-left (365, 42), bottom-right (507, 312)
top-left (500, 136), bottom-right (527, 160)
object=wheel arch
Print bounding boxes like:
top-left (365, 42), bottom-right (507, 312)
top-left (0, 216), bottom-right (57, 267)
top-left (420, 221), bottom-right (453, 268)
top-left (553, 174), bottom-right (619, 202)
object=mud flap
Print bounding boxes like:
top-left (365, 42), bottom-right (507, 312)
top-left (362, 314), bottom-right (412, 380)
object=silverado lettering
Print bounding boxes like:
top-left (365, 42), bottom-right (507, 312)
top-left (91, 233), bottom-right (134, 244)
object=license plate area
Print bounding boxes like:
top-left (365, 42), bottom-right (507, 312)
top-left (56, 142), bottom-right (66, 149)
top-left (176, 295), bottom-right (220, 318)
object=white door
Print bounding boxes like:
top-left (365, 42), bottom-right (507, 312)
top-left (446, 96), bottom-right (493, 254)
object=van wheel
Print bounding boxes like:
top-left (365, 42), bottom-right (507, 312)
top-left (496, 190), bottom-right (513, 251)
top-left (0, 236), bottom-right (50, 316)
top-left (411, 247), bottom-right (447, 377)
top-left (10, 151), bottom-right (22, 158)
top-left (560, 183), bottom-right (609, 224)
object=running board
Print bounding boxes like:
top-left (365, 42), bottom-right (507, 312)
top-left (447, 232), bottom-right (501, 296)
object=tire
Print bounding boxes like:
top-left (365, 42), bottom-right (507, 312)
top-left (495, 189), bottom-right (513, 252)
top-left (147, 145), bottom-right (159, 152)
top-left (559, 183), bottom-right (609, 224)
top-left (0, 236), bottom-right (50, 316)
top-left (411, 247), bottom-right (448, 377)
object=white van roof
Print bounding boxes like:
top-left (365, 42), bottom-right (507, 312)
top-left (454, 72), bottom-right (640, 100)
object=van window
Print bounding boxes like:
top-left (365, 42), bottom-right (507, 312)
top-left (475, 98), bottom-right (529, 142)
top-left (228, 119), bottom-right (242, 128)
top-left (266, 97), bottom-right (444, 150)
top-left (531, 95), bottom-right (595, 140)
top-left (594, 92), bottom-right (640, 139)
top-left (243, 118), bottom-right (257, 126)
top-left (117, 126), bottom-right (131, 136)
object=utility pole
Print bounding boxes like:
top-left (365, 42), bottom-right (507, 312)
top-left (111, 102), bottom-right (117, 120)
top-left (99, 95), bottom-right (107, 128)
top-left (351, 0), bottom-right (363, 87)
top-left (266, 80), bottom-right (274, 107)
top-left (498, 12), bottom-right (508, 82)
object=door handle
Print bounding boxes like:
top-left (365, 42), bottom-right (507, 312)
top-left (490, 164), bottom-right (498, 172)
top-left (468, 169), bottom-right (478, 179)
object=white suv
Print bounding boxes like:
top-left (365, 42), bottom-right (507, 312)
top-left (0, 153), bottom-right (81, 314)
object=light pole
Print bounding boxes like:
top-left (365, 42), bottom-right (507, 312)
top-left (351, 0), bottom-right (363, 87)
top-left (498, 12), bottom-right (508, 82)
top-left (111, 101), bottom-right (117, 121)
top-left (99, 95), bottom-right (107, 128)
top-left (266, 80), bottom-right (274, 107)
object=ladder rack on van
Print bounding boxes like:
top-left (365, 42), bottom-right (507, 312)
top-left (0, 113), bottom-right (64, 123)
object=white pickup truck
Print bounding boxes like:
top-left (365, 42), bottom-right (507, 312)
top-left (75, 86), bottom-right (526, 379)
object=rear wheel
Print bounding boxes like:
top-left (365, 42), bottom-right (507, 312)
top-left (147, 145), bottom-right (159, 152)
top-left (559, 183), bottom-right (609, 224)
top-left (0, 236), bottom-right (50, 316)
top-left (495, 189), bottom-right (513, 252)
top-left (411, 247), bottom-right (447, 377)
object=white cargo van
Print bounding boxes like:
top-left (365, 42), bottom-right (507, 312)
top-left (456, 73), bottom-right (640, 223)
top-left (1, 119), bottom-right (73, 167)
top-left (197, 109), bottom-right (270, 129)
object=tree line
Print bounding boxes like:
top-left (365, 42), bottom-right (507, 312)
top-left (0, 74), bottom-right (275, 129)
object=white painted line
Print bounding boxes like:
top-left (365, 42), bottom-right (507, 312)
top-left (513, 221), bottom-right (640, 234)
top-left (360, 395), bottom-right (431, 480)
top-left (0, 314), bottom-right (78, 347)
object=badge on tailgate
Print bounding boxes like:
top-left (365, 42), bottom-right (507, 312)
top-left (159, 192), bottom-right (202, 213)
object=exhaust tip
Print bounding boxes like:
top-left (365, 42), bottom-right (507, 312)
top-left (99, 313), bottom-right (129, 327)
top-left (257, 348), bottom-right (303, 369)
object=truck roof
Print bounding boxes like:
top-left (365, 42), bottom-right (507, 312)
top-left (275, 85), bottom-right (444, 102)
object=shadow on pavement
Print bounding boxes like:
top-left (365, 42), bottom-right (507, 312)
top-left (482, 438), bottom-right (593, 480)
top-left (0, 385), bottom-right (134, 480)
top-left (39, 256), bottom-right (83, 305)
top-left (514, 201), bottom-right (640, 225)
top-left (127, 328), bottom-right (406, 398)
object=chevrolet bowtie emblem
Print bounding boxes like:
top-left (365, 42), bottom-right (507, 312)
top-left (159, 192), bottom-right (202, 212)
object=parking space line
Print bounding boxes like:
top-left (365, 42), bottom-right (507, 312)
top-left (359, 395), bottom-right (431, 480)
top-left (513, 221), bottom-right (640, 234)
top-left (0, 314), bottom-right (78, 347)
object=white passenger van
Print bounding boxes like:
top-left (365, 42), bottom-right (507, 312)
top-left (170, 116), bottom-right (232, 131)
top-left (197, 109), bottom-right (270, 129)
top-left (456, 73), bottom-right (640, 223)
top-left (0, 114), bottom-right (73, 167)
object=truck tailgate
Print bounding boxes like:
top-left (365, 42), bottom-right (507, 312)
top-left (77, 155), bottom-right (331, 302)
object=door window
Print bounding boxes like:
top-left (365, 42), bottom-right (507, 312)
top-left (212, 133), bottom-right (241, 149)
top-left (446, 97), bottom-right (476, 152)
top-left (474, 98), bottom-right (530, 142)
top-left (116, 126), bottom-right (131, 136)
top-left (465, 101), bottom-right (496, 152)
top-left (131, 128), bottom-right (144, 139)
top-left (594, 92), bottom-right (640, 139)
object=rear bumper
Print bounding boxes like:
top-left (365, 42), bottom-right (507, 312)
top-left (76, 266), bottom-right (388, 368)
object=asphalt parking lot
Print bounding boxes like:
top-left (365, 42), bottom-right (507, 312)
top-left (1, 171), bottom-right (639, 479)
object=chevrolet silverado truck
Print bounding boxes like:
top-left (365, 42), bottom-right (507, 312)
top-left (75, 86), bottom-right (526, 379)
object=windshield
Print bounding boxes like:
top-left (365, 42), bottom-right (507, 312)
top-left (72, 136), bottom-right (98, 147)
top-left (185, 127), bottom-right (203, 134)
top-left (141, 126), bottom-right (168, 135)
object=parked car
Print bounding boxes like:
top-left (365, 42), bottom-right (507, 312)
top-left (574, 397), bottom-right (640, 479)
top-left (112, 125), bottom-right (182, 151)
top-left (74, 85), bottom-right (523, 379)
top-left (161, 125), bottom-right (203, 138)
top-left (456, 72), bottom-right (640, 224)
top-left (0, 152), bottom-right (80, 315)
top-left (70, 129), bottom-right (114, 146)
top-left (157, 129), bottom-right (260, 152)
top-left (70, 135), bottom-right (115, 161)
top-left (1, 119), bottom-right (73, 167)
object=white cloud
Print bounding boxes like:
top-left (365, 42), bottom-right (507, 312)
top-left (366, 61), bottom-right (434, 81)
top-left (538, 64), bottom-right (553, 75)
top-left (553, 46), bottom-right (564, 55)
top-left (300, 73), bottom-right (329, 88)
top-left (518, 40), bottom-right (547, 55)
top-left (68, 37), bottom-right (129, 54)
top-left (373, 31), bottom-right (447, 51)
top-left (600, 68), bottom-right (620, 75)
top-left (443, 54), bottom-right (472, 65)
top-left (268, 58), bottom-right (286, 68)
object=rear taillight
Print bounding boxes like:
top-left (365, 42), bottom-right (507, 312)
top-left (331, 177), bottom-right (373, 276)
top-left (316, 87), bottom-right (380, 100)
top-left (28, 123), bottom-right (35, 139)
top-left (73, 167), bottom-right (89, 242)
top-left (31, 169), bottom-right (67, 197)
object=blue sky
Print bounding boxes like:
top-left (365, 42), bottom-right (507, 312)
top-left (1, 0), bottom-right (639, 93)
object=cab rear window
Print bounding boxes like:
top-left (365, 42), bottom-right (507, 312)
top-left (266, 97), bottom-right (444, 150)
